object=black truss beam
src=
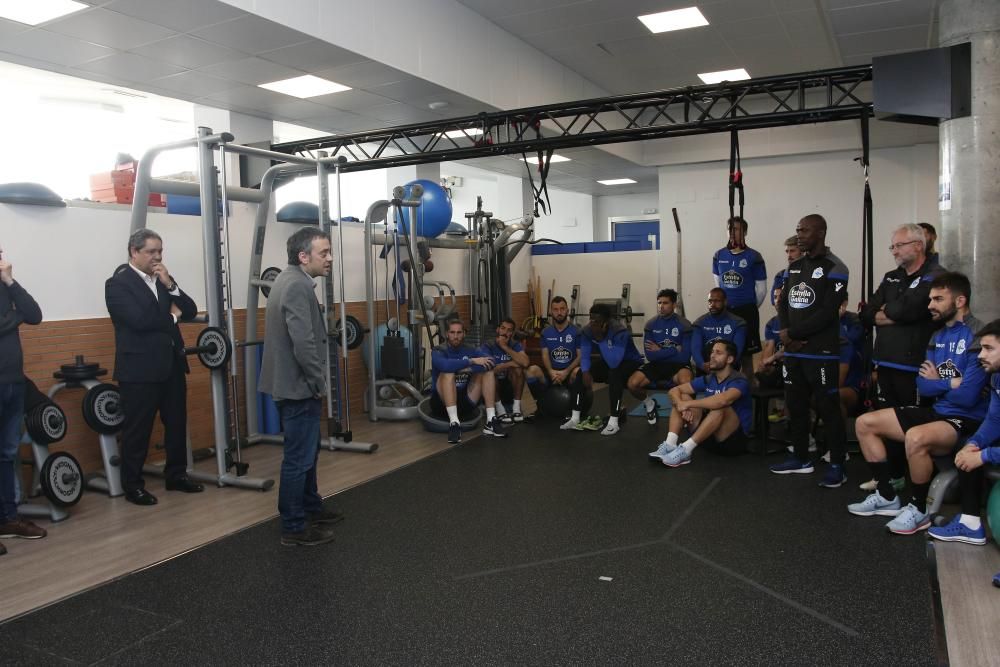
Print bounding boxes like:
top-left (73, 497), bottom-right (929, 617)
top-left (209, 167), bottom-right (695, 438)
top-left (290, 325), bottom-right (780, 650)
top-left (271, 65), bottom-right (872, 172)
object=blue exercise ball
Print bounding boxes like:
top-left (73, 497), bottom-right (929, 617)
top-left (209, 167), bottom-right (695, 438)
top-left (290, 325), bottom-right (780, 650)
top-left (397, 179), bottom-right (452, 238)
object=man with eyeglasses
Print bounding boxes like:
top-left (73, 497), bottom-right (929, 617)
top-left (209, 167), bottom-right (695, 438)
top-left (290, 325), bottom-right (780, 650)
top-left (859, 223), bottom-right (945, 491)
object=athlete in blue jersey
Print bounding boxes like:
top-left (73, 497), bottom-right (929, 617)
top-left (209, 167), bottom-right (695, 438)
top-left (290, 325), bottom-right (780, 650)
top-left (626, 289), bottom-right (694, 425)
top-left (712, 217), bottom-right (767, 354)
top-left (481, 318), bottom-right (530, 424)
top-left (849, 273), bottom-right (989, 535)
top-left (838, 294), bottom-right (865, 418)
top-left (691, 288), bottom-right (746, 373)
top-left (567, 303), bottom-right (643, 436)
top-left (431, 319), bottom-right (508, 444)
top-left (526, 296), bottom-right (586, 419)
top-left (650, 340), bottom-right (753, 466)
top-left (930, 318), bottom-right (1000, 556)
top-left (757, 284), bottom-right (786, 390)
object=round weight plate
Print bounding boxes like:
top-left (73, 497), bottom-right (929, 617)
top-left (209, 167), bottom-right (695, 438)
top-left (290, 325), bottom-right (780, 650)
top-left (40, 403), bottom-right (67, 443)
top-left (333, 314), bottom-right (365, 350)
top-left (196, 326), bottom-right (232, 369)
top-left (40, 452), bottom-right (83, 508)
top-left (83, 383), bottom-right (124, 434)
top-left (259, 266), bottom-right (281, 298)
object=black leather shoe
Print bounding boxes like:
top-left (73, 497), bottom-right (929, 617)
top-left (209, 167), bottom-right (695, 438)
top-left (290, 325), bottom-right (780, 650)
top-left (0, 540), bottom-right (7, 555)
top-left (125, 488), bottom-right (158, 505)
top-left (165, 477), bottom-right (204, 493)
top-left (308, 509), bottom-right (344, 526)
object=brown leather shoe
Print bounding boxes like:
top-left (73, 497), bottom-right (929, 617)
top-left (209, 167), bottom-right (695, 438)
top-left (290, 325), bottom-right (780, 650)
top-left (0, 518), bottom-right (47, 539)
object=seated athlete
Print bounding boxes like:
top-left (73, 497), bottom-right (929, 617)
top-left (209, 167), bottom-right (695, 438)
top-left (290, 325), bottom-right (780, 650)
top-left (929, 318), bottom-right (1000, 555)
top-left (848, 272), bottom-right (987, 535)
top-left (756, 284), bottom-right (785, 390)
top-left (482, 317), bottom-right (530, 424)
top-left (650, 340), bottom-right (752, 466)
top-left (431, 318), bottom-right (508, 444)
top-left (569, 303), bottom-right (643, 436)
top-left (626, 289), bottom-right (694, 425)
top-left (526, 296), bottom-right (585, 421)
top-left (691, 288), bottom-right (746, 374)
top-left (838, 292), bottom-right (865, 419)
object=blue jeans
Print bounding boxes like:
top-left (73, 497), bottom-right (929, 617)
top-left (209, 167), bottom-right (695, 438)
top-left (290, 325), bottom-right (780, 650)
top-left (277, 398), bottom-right (324, 533)
top-left (0, 382), bottom-right (25, 523)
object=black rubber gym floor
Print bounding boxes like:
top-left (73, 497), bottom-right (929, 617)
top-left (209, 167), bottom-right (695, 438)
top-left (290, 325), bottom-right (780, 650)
top-left (1, 412), bottom-right (940, 666)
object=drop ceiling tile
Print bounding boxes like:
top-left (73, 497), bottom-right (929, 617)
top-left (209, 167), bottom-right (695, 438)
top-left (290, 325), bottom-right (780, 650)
top-left (268, 98), bottom-right (332, 120)
top-left (132, 34), bottom-right (246, 69)
top-left (77, 52), bottom-right (185, 83)
top-left (202, 84), bottom-right (286, 111)
top-left (258, 39), bottom-right (366, 71)
top-left (829, 0), bottom-right (933, 35)
top-left (191, 15), bottom-right (312, 55)
top-left (309, 89), bottom-right (395, 111)
top-left (0, 17), bottom-right (32, 39)
top-left (314, 60), bottom-right (404, 89)
top-left (44, 7), bottom-right (177, 50)
top-left (104, 0), bottom-right (246, 33)
top-left (0, 29), bottom-right (114, 67)
top-left (837, 25), bottom-right (928, 57)
top-left (700, 0), bottom-right (778, 24)
top-left (198, 57), bottom-right (303, 86)
top-left (150, 70), bottom-right (243, 97)
top-left (371, 78), bottom-right (451, 104)
top-left (300, 110), bottom-right (372, 131)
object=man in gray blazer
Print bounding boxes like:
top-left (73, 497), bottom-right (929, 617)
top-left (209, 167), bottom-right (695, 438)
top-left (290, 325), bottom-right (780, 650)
top-left (260, 227), bottom-right (342, 546)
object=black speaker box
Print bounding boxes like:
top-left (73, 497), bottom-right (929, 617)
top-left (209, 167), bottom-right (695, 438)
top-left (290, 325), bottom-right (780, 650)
top-left (873, 43), bottom-right (971, 125)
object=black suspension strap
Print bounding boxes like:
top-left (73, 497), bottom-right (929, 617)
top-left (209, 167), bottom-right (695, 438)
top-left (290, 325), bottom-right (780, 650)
top-left (728, 129), bottom-right (744, 220)
top-left (520, 121), bottom-right (553, 216)
top-left (857, 110), bottom-right (876, 410)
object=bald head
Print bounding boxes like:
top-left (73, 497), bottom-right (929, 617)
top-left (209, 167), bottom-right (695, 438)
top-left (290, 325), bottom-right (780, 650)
top-left (796, 214), bottom-right (827, 255)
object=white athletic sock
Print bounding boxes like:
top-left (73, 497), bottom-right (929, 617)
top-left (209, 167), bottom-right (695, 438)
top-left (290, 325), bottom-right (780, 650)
top-left (513, 399), bottom-right (522, 413)
top-left (606, 416), bottom-right (619, 429)
top-left (486, 407), bottom-right (496, 421)
top-left (666, 432), bottom-right (679, 447)
top-left (644, 397), bottom-right (655, 411)
top-left (495, 401), bottom-right (507, 415)
top-left (680, 438), bottom-right (698, 454)
top-left (570, 410), bottom-right (581, 422)
top-left (446, 406), bottom-right (459, 424)
top-left (960, 514), bottom-right (982, 531)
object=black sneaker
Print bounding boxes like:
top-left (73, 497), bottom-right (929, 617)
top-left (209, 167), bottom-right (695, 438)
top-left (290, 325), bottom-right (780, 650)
top-left (497, 412), bottom-right (514, 425)
top-left (483, 417), bottom-right (508, 438)
top-left (645, 399), bottom-right (658, 425)
top-left (281, 525), bottom-right (335, 546)
top-left (448, 422), bottom-right (462, 444)
top-left (511, 412), bottom-right (525, 423)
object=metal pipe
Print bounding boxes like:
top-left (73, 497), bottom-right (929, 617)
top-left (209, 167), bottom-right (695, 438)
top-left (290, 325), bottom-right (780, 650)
top-left (316, 153), bottom-right (336, 428)
top-left (219, 142), bottom-right (317, 166)
top-left (333, 158), bottom-right (351, 432)
top-left (363, 200), bottom-right (390, 422)
top-left (147, 177), bottom-right (265, 203)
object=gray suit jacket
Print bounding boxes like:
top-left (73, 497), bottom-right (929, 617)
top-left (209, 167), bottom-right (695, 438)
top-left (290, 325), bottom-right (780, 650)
top-left (259, 264), bottom-right (327, 401)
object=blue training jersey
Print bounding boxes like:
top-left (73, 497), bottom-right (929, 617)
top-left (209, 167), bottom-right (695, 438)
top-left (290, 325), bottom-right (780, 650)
top-left (540, 322), bottom-right (580, 370)
top-left (916, 319), bottom-right (989, 420)
top-left (770, 270), bottom-right (787, 306)
top-left (691, 371), bottom-right (753, 435)
top-left (764, 315), bottom-right (783, 354)
top-left (580, 322), bottom-right (642, 372)
top-left (840, 312), bottom-right (864, 390)
top-left (967, 373), bottom-right (1000, 465)
top-left (431, 342), bottom-right (486, 392)
top-left (482, 338), bottom-right (524, 378)
top-left (691, 311), bottom-right (747, 367)
top-left (643, 314), bottom-right (693, 365)
top-left (712, 246), bottom-right (767, 308)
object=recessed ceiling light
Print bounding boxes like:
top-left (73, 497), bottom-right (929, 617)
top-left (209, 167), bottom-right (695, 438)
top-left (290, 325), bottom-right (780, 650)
top-left (697, 68), bottom-right (751, 84)
top-left (0, 0), bottom-right (88, 25)
top-left (637, 7), bottom-right (708, 34)
top-left (597, 178), bottom-right (637, 185)
top-left (520, 154), bottom-right (571, 164)
top-left (440, 128), bottom-right (484, 139)
top-left (258, 75), bottom-right (351, 99)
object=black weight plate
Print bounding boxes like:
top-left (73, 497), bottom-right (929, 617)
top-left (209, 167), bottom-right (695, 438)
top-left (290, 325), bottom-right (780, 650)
top-left (40, 403), bottom-right (67, 443)
top-left (196, 326), bottom-right (232, 369)
top-left (259, 266), bottom-right (281, 298)
top-left (24, 404), bottom-right (47, 444)
top-left (83, 383), bottom-right (124, 434)
top-left (334, 314), bottom-right (365, 350)
top-left (40, 452), bottom-right (83, 508)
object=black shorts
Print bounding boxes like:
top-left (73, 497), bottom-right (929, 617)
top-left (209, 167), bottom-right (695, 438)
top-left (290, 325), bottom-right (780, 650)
top-left (728, 303), bottom-right (761, 354)
top-left (701, 428), bottom-right (749, 456)
top-left (893, 406), bottom-right (981, 437)
top-left (639, 361), bottom-right (691, 385)
top-left (430, 388), bottom-right (479, 420)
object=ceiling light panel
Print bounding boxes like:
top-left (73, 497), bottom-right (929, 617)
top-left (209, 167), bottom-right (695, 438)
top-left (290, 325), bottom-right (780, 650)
top-left (597, 178), bottom-right (637, 185)
top-left (258, 74), bottom-right (351, 99)
top-left (520, 155), bottom-right (571, 164)
top-left (697, 68), bottom-right (751, 84)
top-left (637, 7), bottom-right (708, 34)
top-left (0, 0), bottom-right (88, 25)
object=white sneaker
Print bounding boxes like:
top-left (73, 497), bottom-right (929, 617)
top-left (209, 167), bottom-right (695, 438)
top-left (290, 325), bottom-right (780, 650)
top-left (847, 492), bottom-right (902, 517)
top-left (560, 418), bottom-right (579, 431)
top-left (648, 441), bottom-right (677, 460)
top-left (600, 421), bottom-right (620, 436)
top-left (820, 451), bottom-right (850, 463)
top-left (885, 503), bottom-right (931, 535)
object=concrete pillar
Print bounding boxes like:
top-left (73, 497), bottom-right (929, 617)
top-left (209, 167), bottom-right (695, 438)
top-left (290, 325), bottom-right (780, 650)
top-left (938, 0), bottom-right (1000, 321)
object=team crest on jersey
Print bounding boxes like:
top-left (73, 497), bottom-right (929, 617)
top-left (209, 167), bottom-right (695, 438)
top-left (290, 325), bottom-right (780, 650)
top-left (910, 277), bottom-right (920, 288)
top-left (739, 258), bottom-right (748, 268)
top-left (937, 359), bottom-right (961, 379)
top-left (812, 267), bottom-right (824, 279)
top-left (788, 282), bottom-right (816, 309)
top-left (723, 324), bottom-right (732, 334)
top-left (722, 269), bottom-right (743, 288)
top-left (565, 333), bottom-right (573, 343)
top-left (956, 338), bottom-right (966, 355)
top-left (671, 327), bottom-right (679, 337)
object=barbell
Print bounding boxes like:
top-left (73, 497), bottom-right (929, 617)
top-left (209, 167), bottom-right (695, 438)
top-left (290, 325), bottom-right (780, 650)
top-left (24, 401), bottom-right (67, 444)
top-left (183, 326), bottom-right (232, 370)
top-left (39, 452), bottom-right (83, 507)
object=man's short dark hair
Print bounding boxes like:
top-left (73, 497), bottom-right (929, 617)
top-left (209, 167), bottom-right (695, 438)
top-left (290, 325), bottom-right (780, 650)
top-left (976, 319), bottom-right (1000, 341)
top-left (589, 303), bottom-right (614, 322)
top-left (657, 289), bottom-right (678, 302)
top-left (499, 317), bottom-right (516, 330)
top-left (714, 339), bottom-right (738, 361)
top-left (930, 271), bottom-right (971, 303)
top-left (446, 317), bottom-right (465, 331)
top-left (286, 227), bottom-right (328, 265)
top-left (551, 295), bottom-right (567, 306)
top-left (709, 287), bottom-right (727, 301)
top-left (128, 229), bottom-right (162, 255)
top-left (918, 222), bottom-right (937, 237)
top-left (800, 213), bottom-right (828, 231)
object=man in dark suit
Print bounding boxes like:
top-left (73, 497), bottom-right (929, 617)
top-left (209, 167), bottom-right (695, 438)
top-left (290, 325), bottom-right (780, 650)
top-left (105, 229), bottom-right (201, 505)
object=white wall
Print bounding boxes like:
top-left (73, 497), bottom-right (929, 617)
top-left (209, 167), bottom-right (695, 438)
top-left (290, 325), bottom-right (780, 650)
top-left (656, 143), bottom-right (938, 325)
top-left (531, 188), bottom-right (595, 244)
top-left (593, 192), bottom-right (660, 241)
